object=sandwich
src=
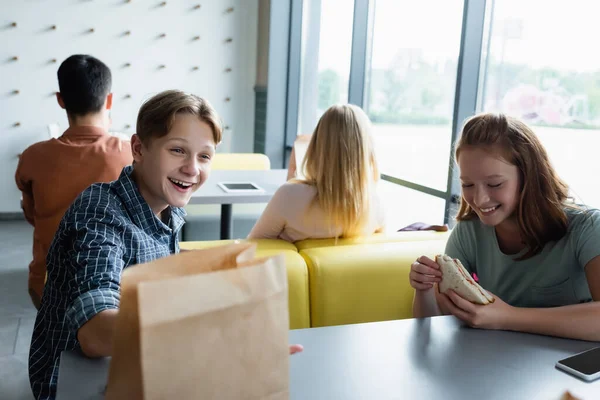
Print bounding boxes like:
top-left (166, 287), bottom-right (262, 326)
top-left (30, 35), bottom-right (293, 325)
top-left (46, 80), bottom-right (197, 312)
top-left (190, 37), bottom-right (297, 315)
top-left (435, 254), bottom-right (494, 305)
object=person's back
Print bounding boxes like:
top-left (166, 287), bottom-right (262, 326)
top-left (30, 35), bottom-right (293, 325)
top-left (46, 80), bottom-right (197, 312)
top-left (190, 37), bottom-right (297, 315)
top-left (248, 180), bottom-right (384, 241)
top-left (249, 104), bottom-right (385, 241)
top-left (15, 54), bottom-right (132, 308)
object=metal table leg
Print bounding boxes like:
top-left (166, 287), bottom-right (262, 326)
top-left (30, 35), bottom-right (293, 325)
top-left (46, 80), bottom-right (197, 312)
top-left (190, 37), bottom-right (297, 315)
top-left (220, 204), bottom-right (233, 240)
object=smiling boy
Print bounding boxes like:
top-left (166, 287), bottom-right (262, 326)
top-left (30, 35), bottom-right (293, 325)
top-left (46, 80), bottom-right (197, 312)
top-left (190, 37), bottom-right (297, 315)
top-left (28, 90), bottom-right (222, 400)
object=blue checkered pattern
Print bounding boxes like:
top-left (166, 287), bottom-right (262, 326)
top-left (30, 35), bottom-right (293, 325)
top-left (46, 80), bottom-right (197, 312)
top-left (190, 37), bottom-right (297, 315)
top-left (28, 166), bottom-right (185, 400)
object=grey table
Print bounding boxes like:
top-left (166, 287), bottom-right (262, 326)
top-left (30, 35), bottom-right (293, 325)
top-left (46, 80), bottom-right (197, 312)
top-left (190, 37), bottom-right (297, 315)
top-left (188, 169), bottom-right (287, 239)
top-left (57, 316), bottom-right (600, 399)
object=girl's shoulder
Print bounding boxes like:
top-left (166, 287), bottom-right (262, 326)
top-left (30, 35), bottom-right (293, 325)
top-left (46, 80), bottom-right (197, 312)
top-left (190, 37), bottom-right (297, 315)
top-left (275, 180), bottom-right (316, 199)
top-left (280, 180), bottom-right (314, 191)
top-left (567, 207), bottom-right (600, 232)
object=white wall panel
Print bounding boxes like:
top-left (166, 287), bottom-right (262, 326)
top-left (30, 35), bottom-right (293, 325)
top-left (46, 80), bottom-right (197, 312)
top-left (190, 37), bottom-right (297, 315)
top-left (0, 0), bottom-right (258, 211)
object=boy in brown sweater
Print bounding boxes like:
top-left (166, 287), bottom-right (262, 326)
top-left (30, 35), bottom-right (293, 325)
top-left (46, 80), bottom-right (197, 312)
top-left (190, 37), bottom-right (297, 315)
top-left (15, 54), bottom-right (133, 308)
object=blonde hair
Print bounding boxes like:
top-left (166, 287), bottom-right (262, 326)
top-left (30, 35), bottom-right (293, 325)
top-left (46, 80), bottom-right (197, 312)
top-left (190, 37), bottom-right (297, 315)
top-left (136, 90), bottom-right (223, 145)
top-left (299, 104), bottom-right (378, 238)
top-left (455, 112), bottom-right (576, 260)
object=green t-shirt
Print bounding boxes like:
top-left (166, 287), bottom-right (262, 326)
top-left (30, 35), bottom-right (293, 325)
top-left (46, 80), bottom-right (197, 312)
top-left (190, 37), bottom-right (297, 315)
top-left (445, 209), bottom-right (600, 308)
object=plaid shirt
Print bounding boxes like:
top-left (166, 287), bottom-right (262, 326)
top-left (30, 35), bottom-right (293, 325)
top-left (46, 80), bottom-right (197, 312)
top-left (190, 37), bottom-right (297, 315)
top-left (28, 166), bottom-right (185, 400)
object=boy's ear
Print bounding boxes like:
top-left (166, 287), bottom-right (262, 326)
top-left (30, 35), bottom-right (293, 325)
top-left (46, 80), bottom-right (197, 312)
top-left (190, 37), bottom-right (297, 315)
top-left (131, 134), bottom-right (144, 162)
top-left (105, 93), bottom-right (113, 110)
top-left (56, 92), bottom-right (66, 109)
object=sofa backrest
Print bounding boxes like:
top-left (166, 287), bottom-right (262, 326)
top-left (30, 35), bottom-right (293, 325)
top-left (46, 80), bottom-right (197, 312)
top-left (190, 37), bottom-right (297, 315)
top-left (300, 240), bottom-right (448, 327)
top-left (294, 230), bottom-right (451, 251)
top-left (180, 233), bottom-right (451, 329)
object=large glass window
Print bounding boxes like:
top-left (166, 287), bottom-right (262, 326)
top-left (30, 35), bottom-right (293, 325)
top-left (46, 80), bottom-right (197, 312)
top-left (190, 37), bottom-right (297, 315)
top-left (378, 181), bottom-right (447, 230)
top-left (478, 0), bottom-right (600, 208)
top-left (297, 0), bottom-right (355, 136)
top-left (356, 0), bottom-right (467, 225)
top-left (366, 0), bottom-right (464, 194)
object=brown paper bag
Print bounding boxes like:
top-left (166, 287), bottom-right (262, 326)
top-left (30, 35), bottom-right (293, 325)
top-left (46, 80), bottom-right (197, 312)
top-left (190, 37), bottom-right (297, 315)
top-left (105, 242), bottom-right (290, 400)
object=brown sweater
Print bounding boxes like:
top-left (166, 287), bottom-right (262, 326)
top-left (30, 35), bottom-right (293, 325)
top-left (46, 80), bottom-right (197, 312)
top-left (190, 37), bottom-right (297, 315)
top-left (15, 126), bottom-right (133, 299)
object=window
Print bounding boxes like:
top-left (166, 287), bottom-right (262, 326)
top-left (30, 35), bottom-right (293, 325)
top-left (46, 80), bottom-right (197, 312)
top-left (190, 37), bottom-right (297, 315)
top-left (366, 0), bottom-right (464, 194)
top-left (378, 180), bottom-right (447, 230)
top-left (478, 0), bottom-right (600, 208)
top-left (362, 0), bottom-right (464, 225)
top-left (297, 0), bottom-right (355, 136)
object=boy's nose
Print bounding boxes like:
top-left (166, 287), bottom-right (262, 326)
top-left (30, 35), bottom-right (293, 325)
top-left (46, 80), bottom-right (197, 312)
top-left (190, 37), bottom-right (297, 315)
top-left (181, 158), bottom-right (200, 176)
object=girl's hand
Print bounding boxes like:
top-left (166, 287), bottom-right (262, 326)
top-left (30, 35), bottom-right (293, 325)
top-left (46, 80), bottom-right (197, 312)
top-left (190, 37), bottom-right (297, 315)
top-left (438, 289), bottom-right (514, 330)
top-left (409, 255), bottom-right (442, 291)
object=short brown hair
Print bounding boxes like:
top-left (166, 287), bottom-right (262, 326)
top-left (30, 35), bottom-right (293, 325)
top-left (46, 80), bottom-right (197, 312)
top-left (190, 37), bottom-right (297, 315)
top-left (455, 112), bottom-right (577, 260)
top-left (136, 90), bottom-right (222, 145)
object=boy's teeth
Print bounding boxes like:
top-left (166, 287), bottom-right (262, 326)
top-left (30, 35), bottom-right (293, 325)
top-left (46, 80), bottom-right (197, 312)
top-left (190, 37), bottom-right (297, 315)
top-left (170, 178), bottom-right (192, 187)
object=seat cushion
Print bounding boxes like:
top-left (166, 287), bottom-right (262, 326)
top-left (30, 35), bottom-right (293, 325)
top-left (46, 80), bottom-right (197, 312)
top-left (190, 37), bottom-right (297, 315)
top-left (294, 230), bottom-right (451, 251)
top-left (300, 240), bottom-right (448, 327)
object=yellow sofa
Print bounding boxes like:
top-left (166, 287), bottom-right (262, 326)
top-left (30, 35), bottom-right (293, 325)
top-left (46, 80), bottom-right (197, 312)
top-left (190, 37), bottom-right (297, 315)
top-left (301, 240), bottom-right (448, 327)
top-left (294, 230), bottom-right (450, 250)
top-left (180, 239), bottom-right (310, 330)
top-left (180, 232), bottom-right (450, 330)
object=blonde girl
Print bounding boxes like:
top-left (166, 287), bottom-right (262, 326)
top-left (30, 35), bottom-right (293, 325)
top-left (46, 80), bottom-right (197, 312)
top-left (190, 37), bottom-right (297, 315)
top-left (248, 104), bottom-right (384, 241)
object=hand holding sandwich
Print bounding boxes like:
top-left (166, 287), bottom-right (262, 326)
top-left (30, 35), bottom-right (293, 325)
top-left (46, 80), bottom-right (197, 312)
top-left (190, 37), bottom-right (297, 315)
top-left (409, 255), bottom-right (442, 291)
top-left (409, 256), bottom-right (444, 317)
top-left (411, 254), bottom-right (513, 329)
top-left (432, 254), bottom-right (510, 329)
top-left (438, 287), bottom-right (513, 330)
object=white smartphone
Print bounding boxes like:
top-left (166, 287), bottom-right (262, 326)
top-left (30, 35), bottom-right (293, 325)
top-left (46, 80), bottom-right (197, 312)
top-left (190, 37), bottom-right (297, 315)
top-left (217, 182), bottom-right (264, 193)
top-left (556, 347), bottom-right (600, 381)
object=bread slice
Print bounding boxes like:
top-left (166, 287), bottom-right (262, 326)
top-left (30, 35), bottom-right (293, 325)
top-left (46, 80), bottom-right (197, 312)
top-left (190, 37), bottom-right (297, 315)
top-left (435, 254), bottom-right (494, 305)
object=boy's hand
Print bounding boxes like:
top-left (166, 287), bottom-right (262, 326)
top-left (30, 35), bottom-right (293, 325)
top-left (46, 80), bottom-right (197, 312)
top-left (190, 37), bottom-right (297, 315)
top-left (289, 344), bottom-right (303, 355)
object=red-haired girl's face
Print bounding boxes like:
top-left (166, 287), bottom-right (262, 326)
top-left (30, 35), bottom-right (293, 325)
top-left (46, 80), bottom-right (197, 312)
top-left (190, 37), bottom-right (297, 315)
top-left (458, 146), bottom-right (521, 229)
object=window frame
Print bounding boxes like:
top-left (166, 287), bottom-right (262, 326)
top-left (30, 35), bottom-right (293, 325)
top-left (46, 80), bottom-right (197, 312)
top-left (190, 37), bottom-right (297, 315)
top-left (267, 0), bottom-right (488, 225)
